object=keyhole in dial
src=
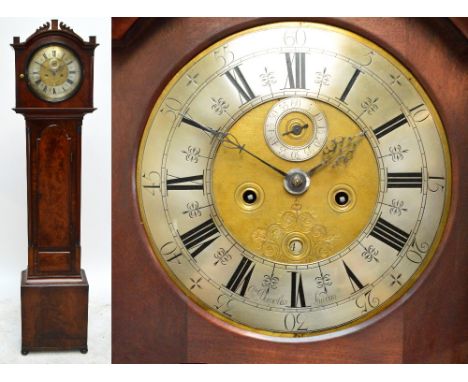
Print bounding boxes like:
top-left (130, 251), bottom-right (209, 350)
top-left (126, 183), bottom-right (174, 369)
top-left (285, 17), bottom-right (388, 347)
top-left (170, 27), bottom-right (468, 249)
top-left (289, 239), bottom-right (303, 255)
top-left (242, 189), bottom-right (257, 204)
top-left (335, 191), bottom-right (349, 206)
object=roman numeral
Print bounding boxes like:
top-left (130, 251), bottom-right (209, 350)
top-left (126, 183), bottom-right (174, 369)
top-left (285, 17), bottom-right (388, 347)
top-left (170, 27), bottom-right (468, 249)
top-left (387, 172), bottom-right (423, 189)
top-left (290, 272), bottom-right (307, 308)
top-left (52, 88), bottom-right (56, 95)
top-left (166, 174), bottom-right (204, 191)
top-left (42, 85), bottom-right (47, 93)
top-left (224, 66), bottom-right (255, 104)
top-left (373, 104), bottom-right (424, 139)
top-left (339, 68), bottom-right (362, 102)
top-left (34, 79), bottom-right (41, 85)
top-left (343, 261), bottom-right (365, 293)
top-left (226, 257), bottom-right (255, 296)
top-left (285, 52), bottom-right (306, 89)
top-left (373, 113), bottom-right (408, 139)
top-left (52, 50), bottom-right (56, 57)
top-left (42, 52), bottom-right (47, 59)
top-left (179, 218), bottom-right (220, 258)
top-left (66, 79), bottom-right (74, 85)
top-left (369, 216), bottom-right (410, 252)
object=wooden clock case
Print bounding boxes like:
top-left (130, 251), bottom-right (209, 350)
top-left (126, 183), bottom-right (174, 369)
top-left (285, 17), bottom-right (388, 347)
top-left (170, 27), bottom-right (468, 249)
top-left (12, 20), bottom-right (97, 354)
top-left (112, 18), bottom-right (467, 363)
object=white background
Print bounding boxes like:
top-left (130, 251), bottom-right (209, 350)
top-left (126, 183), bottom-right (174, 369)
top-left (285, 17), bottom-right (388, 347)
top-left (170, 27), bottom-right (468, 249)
top-left (0, 18), bottom-right (111, 363)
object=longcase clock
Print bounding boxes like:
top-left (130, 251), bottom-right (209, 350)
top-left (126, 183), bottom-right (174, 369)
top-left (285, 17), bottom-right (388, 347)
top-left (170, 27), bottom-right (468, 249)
top-left (112, 18), bottom-right (467, 363)
top-left (12, 19), bottom-right (97, 354)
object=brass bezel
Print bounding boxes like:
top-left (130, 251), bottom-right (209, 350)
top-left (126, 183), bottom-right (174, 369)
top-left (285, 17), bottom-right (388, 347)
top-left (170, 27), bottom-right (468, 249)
top-left (136, 21), bottom-right (452, 341)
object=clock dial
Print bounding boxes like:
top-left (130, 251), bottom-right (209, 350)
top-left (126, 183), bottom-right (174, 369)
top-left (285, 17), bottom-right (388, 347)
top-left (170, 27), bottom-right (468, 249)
top-left (26, 44), bottom-right (82, 102)
top-left (137, 22), bottom-right (451, 339)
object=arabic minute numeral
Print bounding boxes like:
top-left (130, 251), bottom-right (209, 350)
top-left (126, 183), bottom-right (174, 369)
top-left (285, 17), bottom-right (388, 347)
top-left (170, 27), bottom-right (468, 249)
top-left (406, 238), bottom-right (429, 264)
top-left (142, 171), bottom-right (161, 196)
top-left (214, 295), bottom-right (234, 317)
top-left (161, 97), bottom-right (182, 123)
top-left (160, 241), bottom-right (182, 264)
top-left (428, 176), bottom-right (445, 192)
top-left (283, 313), bottom-right (307, 331)
top-left (355, 290), bottom-right (380, 313)
top-left (283, 28), bottom-right (306, 46)
top-left (214, 45), bottom-right (235, 68)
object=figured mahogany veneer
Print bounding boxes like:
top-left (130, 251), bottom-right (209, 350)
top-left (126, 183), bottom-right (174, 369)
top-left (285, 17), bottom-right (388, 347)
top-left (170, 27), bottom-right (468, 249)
top-left (12, 20), bottom-right (97, 354)
top-left (112, 18), bottom-right (467, 363)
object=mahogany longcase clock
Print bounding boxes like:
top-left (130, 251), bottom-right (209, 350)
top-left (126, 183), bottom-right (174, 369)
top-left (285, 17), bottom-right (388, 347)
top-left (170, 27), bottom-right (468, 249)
top-left (12, 20), bottom-right (97, 354)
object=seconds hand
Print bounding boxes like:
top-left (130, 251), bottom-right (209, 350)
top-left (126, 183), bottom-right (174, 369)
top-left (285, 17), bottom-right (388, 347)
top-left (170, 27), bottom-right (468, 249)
top-left (180, 115), bottom-right (287, 177)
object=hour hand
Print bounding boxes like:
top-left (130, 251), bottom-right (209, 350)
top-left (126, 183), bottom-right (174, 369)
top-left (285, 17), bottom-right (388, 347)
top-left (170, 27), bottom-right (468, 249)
top-left (180, 115), bottom-right (225, 138)
top-left (307, 132), bottom-right (365, 176)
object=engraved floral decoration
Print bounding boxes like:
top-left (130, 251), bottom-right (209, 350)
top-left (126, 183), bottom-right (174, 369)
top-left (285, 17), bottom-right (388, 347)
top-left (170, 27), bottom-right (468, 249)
top-left (260, 67), bottom-right (277, 90)
top-left (211, 97), bottom-right (229, 115)
top-left (251, 202), bottom-right (337, 261)
top-left (389, 199), bottom-right (407, 216)
top-left (262, 274), bottom-right (279, 291)
top-left (181, 146), bottom-right (201, 163)
top-left (361, 244), bottom-right (379, 263)
top-left (315, 273), bottom-right (332, 292)
top-left (388, 145), bottom-right (409, 162)
top-left (315, 67), bottom-right (331, 87)
top-left (251, 272), bottom-right (283, 302)
top-left (360, 97), bottom-right (379, 115)
top-left (183, 201), bottom-right (202, 218)
top-left (213, 248), bottom-right (232, 266)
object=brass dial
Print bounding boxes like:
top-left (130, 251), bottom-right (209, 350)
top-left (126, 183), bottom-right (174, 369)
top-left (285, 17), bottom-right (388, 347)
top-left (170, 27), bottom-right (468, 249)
top-left (26, 44), bottom-right (82, 102)
top-left (137, 22), bottom-right (451, 340)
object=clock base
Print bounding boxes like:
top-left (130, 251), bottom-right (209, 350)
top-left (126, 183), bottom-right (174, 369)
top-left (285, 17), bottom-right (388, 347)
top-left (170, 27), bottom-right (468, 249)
top-left (20, 269), bottom-right (89, 354)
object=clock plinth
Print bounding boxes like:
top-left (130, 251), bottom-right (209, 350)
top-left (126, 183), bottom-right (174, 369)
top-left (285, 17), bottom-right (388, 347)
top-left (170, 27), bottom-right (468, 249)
top-left (12, 21), bottom-right (97, 354)
top-left (21, 270), bottom-right (89, 355)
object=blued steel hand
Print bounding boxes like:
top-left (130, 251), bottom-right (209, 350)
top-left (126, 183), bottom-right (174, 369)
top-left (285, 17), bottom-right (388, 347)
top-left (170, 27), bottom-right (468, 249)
top-left (282, 123), bottom-right (308, 136)
top-left (180, 115), bottom-right (287, 177)
top-left (221, 133), bottom-right (288, 177)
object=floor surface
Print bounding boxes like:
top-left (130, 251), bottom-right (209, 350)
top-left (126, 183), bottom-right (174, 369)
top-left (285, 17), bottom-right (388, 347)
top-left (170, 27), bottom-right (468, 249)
top-left (0, 299), bottom-right (111, 364)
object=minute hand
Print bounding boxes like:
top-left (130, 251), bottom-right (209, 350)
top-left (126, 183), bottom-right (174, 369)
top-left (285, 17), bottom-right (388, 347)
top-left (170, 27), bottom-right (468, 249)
top-left (222, 134), bottom-right (288, 177)
top-left (180, 115), bottom-right (287, 177)
top-left (181, 114), bottom-right (287, 176)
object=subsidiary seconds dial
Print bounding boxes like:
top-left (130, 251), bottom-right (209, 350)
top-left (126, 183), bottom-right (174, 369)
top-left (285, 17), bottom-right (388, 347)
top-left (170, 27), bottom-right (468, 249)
top-left (137, 22), bottom-right (451, 340)
top-left (264, 97), bottom-right (328, 161)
